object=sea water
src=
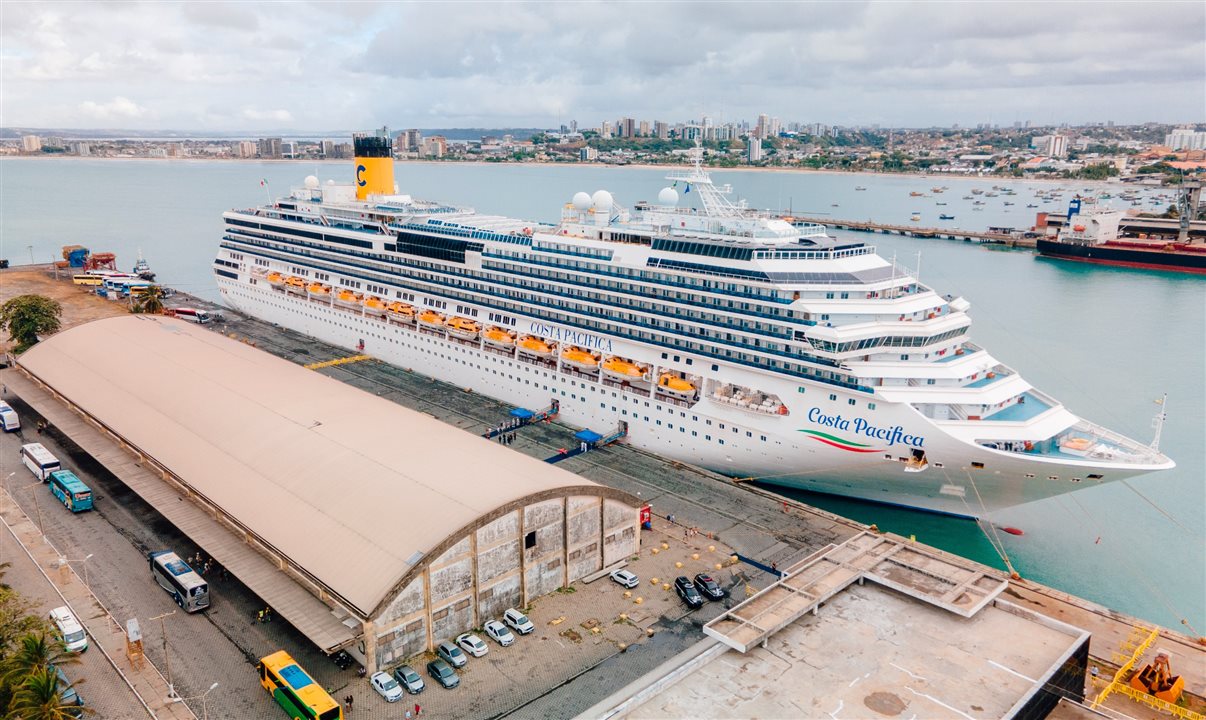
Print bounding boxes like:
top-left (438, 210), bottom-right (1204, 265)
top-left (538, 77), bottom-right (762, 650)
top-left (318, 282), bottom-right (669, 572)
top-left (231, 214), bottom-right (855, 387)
top-left (2, 157), bottom-right (1201, 633)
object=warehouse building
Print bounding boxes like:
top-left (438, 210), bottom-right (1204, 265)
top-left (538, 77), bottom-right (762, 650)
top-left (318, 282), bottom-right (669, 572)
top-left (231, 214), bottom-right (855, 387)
top-left (12, 315), bottom-right (642, 671)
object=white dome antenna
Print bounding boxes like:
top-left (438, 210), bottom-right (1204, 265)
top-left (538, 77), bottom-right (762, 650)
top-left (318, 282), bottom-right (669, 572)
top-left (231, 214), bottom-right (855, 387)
top-left (572, 191), bottom-right (592, 211)
top-left (592, 190), bottom-right (613, 212)
top-left (304, 175), bottom-right (320, 189)
top-left (658, 187), bottom-right (679, 206)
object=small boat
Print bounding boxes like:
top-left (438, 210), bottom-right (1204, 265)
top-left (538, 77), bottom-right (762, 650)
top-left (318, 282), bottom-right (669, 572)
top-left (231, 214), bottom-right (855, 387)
top-left (307, 282), bottom-right (330, 298)
top-left (935, 202), bottom-right (947, 206)
top-left (854, 186), bottom-right (867, 191)
top-left (1026, 204), bottom-right (1038, 208)
top-left (830, 203), bottom-right (839, 207)
top-left (334, 289), bottom-right (362, 308)
top-left (285, 276), bottom-right (307, 294)
top-left (931, 187), bottom-right (943, 193)
top-left (1003, 202), bottom-right (1014, 206)
top-left (518, 335), bottom-right (554, 358)
top-left (962, 195), bottom-right (973, 200)
top-left (561, 346), bottom-right (600, 370)
top-left (387, 301), bottom-right (415, 322)
top-left (971, 189), bottom-right (983, 195)
top-left (132, 251), bottom-right (155, 281)
top-left (363, 296), bottom-right (387, 316)
top-left (909, 191), bottom-right (925, 197)
top-left (483, 326), bottom-right (516, 348)
top-left (1059, 437), bottom-right (1093, 457)
top-left (910, 213), bottom-right (921, 221)
top-left (446, 316), bottom-right (480, 340)
top-left (602, 356), bottom-right (650, 382)
top-left (939, 214), bottom-right (955, 220)
top-left (266, 271), bottom-right (285, 289)
top-left (657, 373), bottom-right (697, 399)
top-left (417, 309), bottom-right (445, 329)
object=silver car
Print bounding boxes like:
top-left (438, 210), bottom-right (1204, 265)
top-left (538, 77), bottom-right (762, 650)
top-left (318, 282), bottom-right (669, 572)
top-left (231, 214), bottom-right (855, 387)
top-left (436, 640), bottom-right (467, 668)
top-left (484, 620), bottom-right (515, 646)
top-left (610, 568), bottom-right (639, 588)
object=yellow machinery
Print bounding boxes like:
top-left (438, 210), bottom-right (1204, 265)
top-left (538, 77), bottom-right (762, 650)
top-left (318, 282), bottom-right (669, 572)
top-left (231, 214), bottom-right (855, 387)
top-left (1129, 650), bottom-right (1185, 704)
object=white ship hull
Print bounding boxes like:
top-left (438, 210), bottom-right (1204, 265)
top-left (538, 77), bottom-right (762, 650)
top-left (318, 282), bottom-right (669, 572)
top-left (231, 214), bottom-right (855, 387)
top-left (218, 276), bottom-right (1156, 517)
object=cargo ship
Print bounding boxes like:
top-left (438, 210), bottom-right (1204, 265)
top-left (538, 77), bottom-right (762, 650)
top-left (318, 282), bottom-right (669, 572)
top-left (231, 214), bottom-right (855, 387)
top-left (1037, 197), bottom-right (1206, 274)
top-left (212, 130), bottom-right (1174, 517)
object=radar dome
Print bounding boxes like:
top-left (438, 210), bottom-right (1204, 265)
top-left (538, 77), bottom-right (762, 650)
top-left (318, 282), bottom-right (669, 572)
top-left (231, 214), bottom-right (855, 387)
top-left (572, 191), bottom-right (592, 211)
top-left (304, 175), bottom-right (320, 189)
top-left (658, 187), bottom-right (679, 205)
top-left (592, 190), bottom-right (614, 211)
top-left (326, 179), bottom-right (336, 185)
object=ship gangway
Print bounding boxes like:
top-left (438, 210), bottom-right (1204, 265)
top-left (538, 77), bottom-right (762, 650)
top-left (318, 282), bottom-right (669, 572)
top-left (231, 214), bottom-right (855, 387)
top-left (483, 399), bottom-right (560, 439)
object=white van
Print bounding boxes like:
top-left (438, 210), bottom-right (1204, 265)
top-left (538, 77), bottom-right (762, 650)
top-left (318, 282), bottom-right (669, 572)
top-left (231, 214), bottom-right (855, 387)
top-left (0, 401), bottom-right (19, 432)
top-left (49, 606), bottom-right (88, 653)
top-left (173, 308), bottom-right (212, 324)
top-left (20, 443), bottom-right (61, 480)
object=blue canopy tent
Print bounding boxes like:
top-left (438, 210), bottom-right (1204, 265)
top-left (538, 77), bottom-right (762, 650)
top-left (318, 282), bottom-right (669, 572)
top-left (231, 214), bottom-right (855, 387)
top-left (574, 429), bottom-right (604, 444)
top-left (510, 408), bottom-right (535, 419)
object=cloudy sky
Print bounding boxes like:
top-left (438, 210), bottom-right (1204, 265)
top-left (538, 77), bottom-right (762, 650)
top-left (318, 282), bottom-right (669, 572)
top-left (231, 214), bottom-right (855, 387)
top-left (3, 1), bottom-right (1203, 131)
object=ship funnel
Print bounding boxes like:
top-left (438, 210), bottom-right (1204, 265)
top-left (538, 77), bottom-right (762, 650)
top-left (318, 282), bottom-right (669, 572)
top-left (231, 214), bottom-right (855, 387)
top-left (353, 129), bottom-right (395, 200)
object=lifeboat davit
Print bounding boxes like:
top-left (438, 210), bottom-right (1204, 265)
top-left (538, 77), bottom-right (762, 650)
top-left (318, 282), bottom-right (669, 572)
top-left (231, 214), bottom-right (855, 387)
top-left (266, 271), bottom-right (285, 288)
top-left (657, 373), bottom-right (697, 399)
top-left (518, 335), bottom-right (554, 358)
top-left (307, 282), bottom-right (329, 298)
top-left (418, 309), bottom-right (446, 329)
top-left (363, 296), bottom-right (387, 316)
top-left (561, 346), bottom-right (600, 370)
top-left (483, 326), bottom-right (516, 348)
top-left (447, 316), bottom-right (480, 340)
top-left (602, 356), bottom-right (649, 381)
top-left (285, 276), bottom-right (306, 294)
top-left (387, 301), bottom-right (414, 323)
top-left (334, 289), bottom-right (362, 308)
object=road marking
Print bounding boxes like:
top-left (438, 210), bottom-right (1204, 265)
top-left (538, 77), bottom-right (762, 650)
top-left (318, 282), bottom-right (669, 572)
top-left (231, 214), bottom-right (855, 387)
top-left (989, 659), bottom-right (1037, 683)
top-left (890, 662), bottom-right (926, 681)
top-left (906, 687), bottom-right (975, 720)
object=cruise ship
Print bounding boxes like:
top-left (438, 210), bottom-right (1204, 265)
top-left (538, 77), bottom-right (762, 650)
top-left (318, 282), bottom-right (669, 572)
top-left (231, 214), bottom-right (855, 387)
top-left (213, 131), bottom-right (1174, 517)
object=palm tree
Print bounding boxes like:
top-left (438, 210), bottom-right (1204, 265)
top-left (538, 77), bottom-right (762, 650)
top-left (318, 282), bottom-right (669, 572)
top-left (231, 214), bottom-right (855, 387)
top-left (132, 285), bottom-right (166, 315)
top-left (1, 632), bottom-right (76, 689)
top-left (6, 666), bottom-right (87, 719)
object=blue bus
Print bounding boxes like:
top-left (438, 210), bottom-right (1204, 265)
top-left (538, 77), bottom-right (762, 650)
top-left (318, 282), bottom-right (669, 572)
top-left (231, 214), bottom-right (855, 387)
top-left (47, 470), bottom-right (93, 513)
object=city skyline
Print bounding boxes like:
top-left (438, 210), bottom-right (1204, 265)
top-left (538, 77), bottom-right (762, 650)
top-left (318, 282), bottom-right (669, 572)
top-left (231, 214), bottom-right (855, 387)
top-left (2, 2), bottom-right (1203, 131)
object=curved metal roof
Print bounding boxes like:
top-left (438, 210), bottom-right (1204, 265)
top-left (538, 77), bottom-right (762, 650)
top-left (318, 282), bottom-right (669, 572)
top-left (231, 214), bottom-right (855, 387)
top-left (18, 315), bottom-right (619, 616)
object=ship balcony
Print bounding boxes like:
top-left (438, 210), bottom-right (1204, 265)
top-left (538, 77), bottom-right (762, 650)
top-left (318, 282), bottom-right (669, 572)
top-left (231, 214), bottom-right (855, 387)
top-left (977, 419), bottom-right (1171, 468)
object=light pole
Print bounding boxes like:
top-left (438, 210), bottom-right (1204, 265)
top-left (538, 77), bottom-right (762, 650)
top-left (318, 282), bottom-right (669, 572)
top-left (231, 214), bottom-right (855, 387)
top-left (26, 245), bottom-right (34, 265)
top-left (61, 553), bottom-right (94, 588)
top-left (150, 610), bottom-right (178, 699)
top-left (18, 481), bottom-right (46, 537)
top-left (176, 682), bottom-right (219, 720)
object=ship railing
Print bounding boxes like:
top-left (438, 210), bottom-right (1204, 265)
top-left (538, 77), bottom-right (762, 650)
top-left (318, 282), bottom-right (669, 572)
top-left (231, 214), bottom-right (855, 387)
top-left (602, 378), bottom-right (652, 395)
top-left (1070, 419), bottom-right (1165, 464)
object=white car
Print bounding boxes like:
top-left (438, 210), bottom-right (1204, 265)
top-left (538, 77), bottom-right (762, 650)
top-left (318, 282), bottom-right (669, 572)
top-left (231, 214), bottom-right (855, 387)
top-left (483, 619), bottom-right (515, 647)
top-left (610, 568), bottom-right (639, 589)
top-left (370, 671), bottom-right (403, 702)
top-left (456, 632), bottom-right (488, 658)
top-left (503, 608), bottom-right (535, 635)
top-left (48, 606), bottom-right (88, 653)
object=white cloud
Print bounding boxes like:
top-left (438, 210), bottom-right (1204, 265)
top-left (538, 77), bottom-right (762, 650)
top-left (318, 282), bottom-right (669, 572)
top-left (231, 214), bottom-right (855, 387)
top-left (0, 1), bottom-right (1201, 130)
top-left (77, 96), bottom-right (147, 121)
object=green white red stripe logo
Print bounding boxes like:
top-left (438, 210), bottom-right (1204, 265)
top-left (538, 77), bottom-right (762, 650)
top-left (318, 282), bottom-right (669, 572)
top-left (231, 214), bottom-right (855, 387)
top-left (798, 429), bottom-right (882, 453)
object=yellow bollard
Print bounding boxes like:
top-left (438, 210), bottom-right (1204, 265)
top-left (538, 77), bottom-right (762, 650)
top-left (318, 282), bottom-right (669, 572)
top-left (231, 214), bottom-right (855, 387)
top-left (661, 542), bottom-right (669, 550)
top-left (651, 548), bottom-right (659, 555)
top-left (619, 613), bottom-right (628, 621)
top-left (691, 553), bottom-right (700, 560)
top-left (634, 597), bottom-right (643, 605)
top-left (715, 563), bottom-right (723, 570)
top-left (646, 628), bottom-right (655, 637)
top-left (591, 626), bottom-right (601, 635)
top-left (675, 561), bottom-right (683, 568)
top-left (650, 577), bottom-right (659, 585)
top-left (708, 545), bottom-right (716, 553)
top-left (909, 534), bottom-right (916, 542)
top-left (729, 555), bottom-right (740, 565)
top-left (623, 590), bottom-right (632, 599)
top-left (662, 583), bottom-right (671, 591)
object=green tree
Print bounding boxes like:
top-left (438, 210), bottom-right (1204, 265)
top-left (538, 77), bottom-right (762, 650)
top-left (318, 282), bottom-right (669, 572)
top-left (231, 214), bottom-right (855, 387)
top-left (1, 631), bottom-right (77, 689)
top-left (0, 296), bottom-right (62, 353)
top-left (132, 286), bottom-right (166, 315)
top-left (6, 665), bottom-right (85, 719)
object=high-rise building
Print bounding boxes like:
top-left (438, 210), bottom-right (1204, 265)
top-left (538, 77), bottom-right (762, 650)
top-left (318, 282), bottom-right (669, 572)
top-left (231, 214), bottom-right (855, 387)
top-left (619, 118), bottom-right (636, 138)
top-left (638, 120), bottom-right (650, 138)
top-left (320, 140), bottom-right (335, 157)
top-left (72, 142), bottom-right (91, 157)
top-left (600, 121), bottom-right (612, 139)
top-left (21, 135), bottom-right (42, 152)
top-left (43, 136), bottom-right (65, 149)
top-left (257, 137), bottom-right (282, 158)
top-left (1165, 127), bottom-right (1206, 150)
top-left (421, 136), bottom-right (446, 158)
top-left (768, 117), bottom-right (781, 138)
top-left (747, 136), bottom-right (764, 163)
top-left (280, 141), bottom-right (297, 159)
top-left (580, 146), bottom-right (598, 161)
top-left (402, 129), bottom-right (422, 152)
top-left (754, 114), bottom-right (769, 140)
top-left (654, 121), bottom-right (669, 140)
top-left (1045, 135), bottom-right (1068, 158)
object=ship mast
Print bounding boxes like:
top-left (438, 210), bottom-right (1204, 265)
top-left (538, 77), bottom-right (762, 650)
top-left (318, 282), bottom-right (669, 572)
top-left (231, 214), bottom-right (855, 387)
top-left (664, 141), bottom-right (747, 218)
top-left (1150, 393), bottom-right (1168, 451)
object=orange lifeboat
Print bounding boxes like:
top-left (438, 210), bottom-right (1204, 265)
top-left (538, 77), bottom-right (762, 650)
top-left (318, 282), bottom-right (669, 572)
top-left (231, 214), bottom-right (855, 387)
top-left (602, 356), bottom-right (649, 381)
top-left (417, 309), bottom-right (445, 329)
top-left (334, 289), bottom-right (362, 308)
top-left (266, 271), bottom-right (285, 288)
top-left (307, 282), bottom-right (329, 298)
top-left (561, 346), bottom-right (600, 370)
top-left (657, 373), bottom-right (697, 399)
top-left (363, 296), bottom-right (387, 316)
top-left (483, 326), bottom-right (516, 348)
top-left (387, 301), bottom-right (414, 323)
top-left (446, 316), bottom-right (481, 340)
top-left (518, 335), bottom-right (554, 358)
top-left (285, 276), bottom-right (306, 294)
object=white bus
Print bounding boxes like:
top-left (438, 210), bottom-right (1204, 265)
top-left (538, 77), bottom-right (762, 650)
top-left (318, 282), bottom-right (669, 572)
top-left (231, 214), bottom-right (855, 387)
top-left (20, 443), bottom-right (61, 480)
top-left (0, 401), bottom-right (19, 432)
top-left (172, 308), bottom-right (212, 324)
top-left (148, 550), bottom-right (210, 612)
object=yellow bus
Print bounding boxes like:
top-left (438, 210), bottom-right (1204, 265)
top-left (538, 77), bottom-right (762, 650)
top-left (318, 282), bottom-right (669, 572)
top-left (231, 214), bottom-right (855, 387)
top-left (72, 274), bottom-right (106, 286)
top-left (257, 650), bottom-right (342, 720)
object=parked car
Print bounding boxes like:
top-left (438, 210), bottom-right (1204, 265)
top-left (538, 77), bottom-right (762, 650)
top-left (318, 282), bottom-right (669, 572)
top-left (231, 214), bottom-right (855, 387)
top-left (370, 671), bottom-right (403, 702)
top-left (436, 640), bottom-right (467, 668)
top-left (392, 664), bottom-right (425, 694)
top-left (503, 608), bottom-right (535, 635)
top-left (693, 573), bottom-right (728, 601)
top-left (610, 568), bottom-right (639, 588)
top-left (674, 576), bottom-right (704, 609)
top-left (48, 607), bottom-right (88, 653)
top-left (456, 632), bottom-right (488, 658)
top-left (484, 620), bottom-right (515, 646)
top-left (427, 658), bottom-right (459, 689)
top-left (53, 665), bottom-right (84, 718)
